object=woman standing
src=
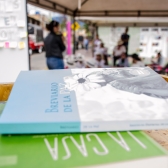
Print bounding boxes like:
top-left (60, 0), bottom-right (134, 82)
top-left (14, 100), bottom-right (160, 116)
top-left (44, 21), bottom-right (66, 69)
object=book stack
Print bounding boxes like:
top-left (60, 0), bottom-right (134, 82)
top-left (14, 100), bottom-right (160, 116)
top-left (0, 67), bottom-right (168, 167)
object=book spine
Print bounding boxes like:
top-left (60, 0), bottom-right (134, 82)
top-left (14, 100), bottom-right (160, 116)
top-left (0, 122), bottom-right (80, 134)
top-left (2, 120), bottom-right (168, 134)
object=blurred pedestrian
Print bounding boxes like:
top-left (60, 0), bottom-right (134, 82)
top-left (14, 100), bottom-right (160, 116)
top-left (95, 51), bottom-right (105, 68)
top-left (117, 53), bottom-right (129, 67)
top-left (84, 36), bottom-right (89, 50)
top-left (113, 40), bottom-right (126, 66)
top-left (75, 54), bottom-right (85, 68)
top-left (44, 21), bottom-right (66, 69)
top-left (99, 43), bottom-right (108, 65)
top-left (131, 54), bottom-right (145, 67)
top-left (149, 52), bottom-right (163, 73)
top-left (156, 52), bottom-right (163, 66)
top-left (121, 27), bottom-right (130, 55)
top-left (75, 36), bottom-right (79, 50)
top-left (78, 34), bottom-right (84, 49)
top-left (94, 34), bottom-right (101, 52)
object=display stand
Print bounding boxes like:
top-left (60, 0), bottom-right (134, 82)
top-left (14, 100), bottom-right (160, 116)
top-left (0, 0), bottom-right (29, 83)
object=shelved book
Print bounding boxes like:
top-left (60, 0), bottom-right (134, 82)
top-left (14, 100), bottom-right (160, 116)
top-left (1, 67), bottom-right (168, 134)
top-left (0, 131), bottom-right (168, 168)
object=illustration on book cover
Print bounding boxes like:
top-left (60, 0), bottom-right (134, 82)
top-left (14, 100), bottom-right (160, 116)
top-left (60, 68), bottom-right (168, 121)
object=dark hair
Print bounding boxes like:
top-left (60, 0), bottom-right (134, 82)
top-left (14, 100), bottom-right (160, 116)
top-left (132, 53), bottom-right (141, 61)
top-left (100, 42), bottom-right (104, 47)
top-left (46, 21), bottom-right (59, 32)
top-left (121, 52), bottom-right (126, 57)
top-left (125, 27), bottom-right (129, 31)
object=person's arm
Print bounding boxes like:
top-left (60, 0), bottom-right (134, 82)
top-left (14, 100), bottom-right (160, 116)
top-left (112, 51), bottom-right (115, 56)
top-left (122, 46), bottom-right (126, 53)
top-left (125, 59), bottom-right (129, 67)
top-left (113, 47), bottom-right (116, 56)
top-left (59, 35), bottom-right (66, 52)
top-left (62, 35), bottom-right (65, 43)
top-left (126, 35), bottom-right (130, 42)
top-left (100, 60), bottom-right (105, 68)
top-left (94, 60), bottom-right (99, 68)
top-left (121, 34), bottom-right (124, 41)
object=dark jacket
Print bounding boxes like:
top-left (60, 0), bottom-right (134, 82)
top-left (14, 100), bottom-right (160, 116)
top-left (44, 32), bottom-right (66, 58)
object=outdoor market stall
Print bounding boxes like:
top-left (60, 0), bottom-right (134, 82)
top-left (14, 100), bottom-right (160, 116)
top-left (28, 0), bottom-right (168, 54)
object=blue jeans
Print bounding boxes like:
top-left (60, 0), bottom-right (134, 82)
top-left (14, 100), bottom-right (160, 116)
top-left (85, 43), bottom-right (89, 50)
top-left (46, 57), bottom-right (64, 69)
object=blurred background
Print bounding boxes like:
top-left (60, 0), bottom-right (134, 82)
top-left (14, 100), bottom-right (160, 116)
top-left (27, 0), bottom-right (168, 74)
top-left (1, 0), bottom-right (168, 83)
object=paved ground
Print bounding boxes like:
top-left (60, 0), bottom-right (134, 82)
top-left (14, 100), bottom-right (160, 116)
top-left (30, 52), bottom-right (47, 70)
top-left (30, 49), bottom-right (94, 70)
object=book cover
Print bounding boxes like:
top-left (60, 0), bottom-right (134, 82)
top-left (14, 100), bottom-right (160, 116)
top-left (0, 67), bottom-right (168, 134)
top-left (0, 131), bottom-right (168, 168)
top-left (0, 102), bottom-right (5, 116)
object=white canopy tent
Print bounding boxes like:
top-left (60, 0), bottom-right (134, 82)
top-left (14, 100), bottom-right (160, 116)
top-left (76, 17), bottom-right (168, 27)
top-left (28, 0), bottom-right (168, 32)
top-left (28, 0), bottom-right (168, 17)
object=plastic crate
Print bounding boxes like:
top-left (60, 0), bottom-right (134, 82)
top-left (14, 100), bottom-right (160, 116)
top-left (161, 75), bottom-right (168, 82)
top-left (0, 83), bottom-right (13, 101)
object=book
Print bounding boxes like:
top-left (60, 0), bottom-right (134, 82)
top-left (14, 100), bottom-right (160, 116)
top-left (0, 131), bottom-right (168, 168)
top-left (0, 67), bottom-right (168, 134)
top-left (0, 102), bottom-right (5, 116)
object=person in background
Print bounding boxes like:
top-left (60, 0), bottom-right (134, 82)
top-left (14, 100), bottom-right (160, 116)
top-left (150, 52), bottom-right (163, 73)
top-left (99, 43), bottom-right (108, 65)
top-left (131, 54), bottom-right (145, 67)
top-left (121, 27), bottom-right (130, 55)
top-left (95, 52), bottom-right (105, 68)
top-left (75, 54), bottom-right (85, 68)
top-left (94, 34), bottom-right (101, 53)
top-left (83, 36), bottom-right (89, 50)
top-left (78, 34), bottom-right (84, 49)
top-left (117, 52), bottom-right (129, 67)
top-left (75, 36), bottom-right (79, 50)
top-left (66, 59), bottom-right (75, 69)
top-left (85, 59), bottom-right (95, 68)
top-left (113, 40), bottom-right (126, 67)
top-left (162, 63), bottom-right (168, 74)
top-left (156, 52), bottom-right (163, 66)
top-left (44, 21), bottom-right (66, 69)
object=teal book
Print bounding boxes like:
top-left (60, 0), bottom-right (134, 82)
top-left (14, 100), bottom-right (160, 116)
top-left (1, 67), bottom-right (168, 134)
top-left (0, 131), bottom-right (168, 168)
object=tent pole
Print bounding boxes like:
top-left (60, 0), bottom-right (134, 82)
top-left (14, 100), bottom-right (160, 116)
top-left (92, 24), bottom-right (95, 57)
top-left (92, 24), bottom-right (97, 57)
top-left (96, 25), bottom-right (98, 35)
top-left (73, 16), bottom-right (76, 54)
